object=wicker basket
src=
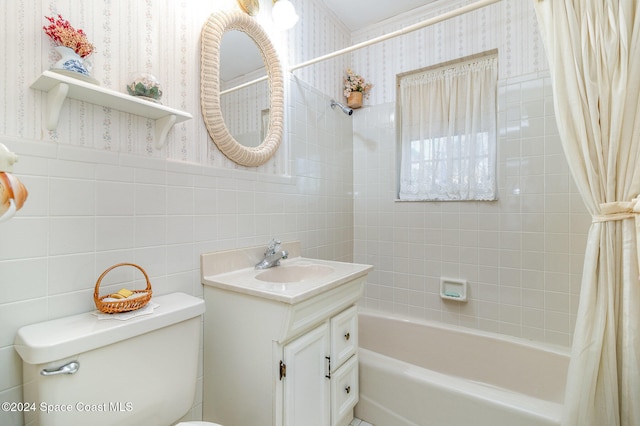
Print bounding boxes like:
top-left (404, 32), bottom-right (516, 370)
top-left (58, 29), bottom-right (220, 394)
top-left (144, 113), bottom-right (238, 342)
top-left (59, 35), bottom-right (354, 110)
top-left (94, 263), bottom-right (153, 314)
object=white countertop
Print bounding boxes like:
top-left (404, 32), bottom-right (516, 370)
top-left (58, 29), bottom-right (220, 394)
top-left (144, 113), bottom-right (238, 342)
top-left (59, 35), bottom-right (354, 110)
top-left (201, 256), bottom-right (373, 304)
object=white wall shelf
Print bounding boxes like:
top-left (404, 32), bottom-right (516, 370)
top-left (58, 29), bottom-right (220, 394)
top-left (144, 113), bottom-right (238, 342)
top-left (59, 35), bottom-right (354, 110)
top-left (31, 70), bottom-right (193, 149)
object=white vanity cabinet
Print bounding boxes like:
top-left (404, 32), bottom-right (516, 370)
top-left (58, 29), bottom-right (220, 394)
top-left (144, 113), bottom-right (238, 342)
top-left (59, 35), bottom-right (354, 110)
top-left (200, 244), bottom-right (372, 426)
top-left (282, 306), bottom-right (359, 426)
top-left (201, 278), bottom-right (364, 426)
top-left (200, 242), bottom-right (373, 426)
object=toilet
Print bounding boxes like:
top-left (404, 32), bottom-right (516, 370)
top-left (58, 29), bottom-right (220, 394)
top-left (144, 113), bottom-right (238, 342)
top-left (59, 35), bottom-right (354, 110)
top-left (14, 292), bottom-right (221, 426)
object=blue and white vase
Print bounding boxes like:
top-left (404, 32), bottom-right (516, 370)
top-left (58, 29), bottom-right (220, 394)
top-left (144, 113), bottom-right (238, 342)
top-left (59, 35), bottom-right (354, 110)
top-left (53, 46), bottom-right (91, 76)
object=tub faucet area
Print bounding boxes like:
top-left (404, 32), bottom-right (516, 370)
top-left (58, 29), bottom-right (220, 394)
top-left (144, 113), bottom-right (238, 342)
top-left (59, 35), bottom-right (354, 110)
top-left (255, 239), bottom-right (289, 269)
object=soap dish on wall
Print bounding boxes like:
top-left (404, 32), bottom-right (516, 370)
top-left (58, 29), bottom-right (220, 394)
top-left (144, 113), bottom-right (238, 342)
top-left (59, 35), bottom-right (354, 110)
top-left (440, 277), bottom-right (467, 301)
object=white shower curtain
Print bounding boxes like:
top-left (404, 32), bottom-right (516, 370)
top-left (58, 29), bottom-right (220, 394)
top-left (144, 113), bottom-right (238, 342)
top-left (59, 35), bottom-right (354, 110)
top-left (533, 1), bottom-right (640, 425)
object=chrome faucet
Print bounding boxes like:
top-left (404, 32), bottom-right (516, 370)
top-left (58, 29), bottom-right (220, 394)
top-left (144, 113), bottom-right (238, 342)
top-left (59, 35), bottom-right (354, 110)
top-left (255, 239), bottom-right (289, 269)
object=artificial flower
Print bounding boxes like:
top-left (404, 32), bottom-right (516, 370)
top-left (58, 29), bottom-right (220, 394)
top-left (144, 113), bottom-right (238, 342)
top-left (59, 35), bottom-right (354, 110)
top-left (43, 14), bottom-right (95, 58)
top-left (343, 68), bottom-right (373, 98)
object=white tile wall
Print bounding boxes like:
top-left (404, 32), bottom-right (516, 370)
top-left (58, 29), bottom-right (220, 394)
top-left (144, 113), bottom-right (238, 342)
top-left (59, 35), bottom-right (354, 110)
top-left (0, 0), bottom-right (596, 425)
top-left (353, 72), bottom-right (589, 346)
top-left (343, 0), bottom-right (589, 347)
top-left (0, 77), bottom-right (353, 426)
top-left (1, 3), bottom-right (354, 422)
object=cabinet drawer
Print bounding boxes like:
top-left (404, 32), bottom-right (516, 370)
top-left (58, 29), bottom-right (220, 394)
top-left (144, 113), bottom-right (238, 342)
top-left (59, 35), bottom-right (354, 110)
top-left (330, 355), bottom-right (358, 426)
top-left (330, 306), bottom-right (357, 370)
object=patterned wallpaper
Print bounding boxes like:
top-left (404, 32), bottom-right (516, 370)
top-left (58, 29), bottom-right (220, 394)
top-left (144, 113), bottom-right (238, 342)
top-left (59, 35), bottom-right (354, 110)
top-left (0, 0), bottom-right (548, 154)
top-left (286, 0), bottom-right (351, 101)
top-left (349, 0), bottom-right (547, 106)
top-left (0, 0), bottom-right (350, 174)
top-left (347, 0), bottom-right (586, 346)
top-left (3, 1), bottom-right (210, 160)
top-left (0, 3), bottom-right (355, 424)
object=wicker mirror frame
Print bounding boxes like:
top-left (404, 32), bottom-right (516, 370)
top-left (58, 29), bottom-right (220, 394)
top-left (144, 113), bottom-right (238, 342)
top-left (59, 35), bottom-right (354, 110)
top-left (201, 10), bottom-right (284, 167)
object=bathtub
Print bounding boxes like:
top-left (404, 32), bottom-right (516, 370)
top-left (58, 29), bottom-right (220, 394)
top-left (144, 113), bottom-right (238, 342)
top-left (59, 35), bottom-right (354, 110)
top-left (355, 310), bottom-right (570, 426)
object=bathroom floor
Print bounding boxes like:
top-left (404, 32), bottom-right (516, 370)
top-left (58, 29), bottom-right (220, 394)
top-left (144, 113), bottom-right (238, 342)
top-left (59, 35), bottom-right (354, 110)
top-left (350, 418), bottom-right (373, 426)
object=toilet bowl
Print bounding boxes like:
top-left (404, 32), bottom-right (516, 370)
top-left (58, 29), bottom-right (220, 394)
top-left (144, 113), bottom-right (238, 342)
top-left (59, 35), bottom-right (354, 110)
top-left (15, 292), bottom-right (222, 426)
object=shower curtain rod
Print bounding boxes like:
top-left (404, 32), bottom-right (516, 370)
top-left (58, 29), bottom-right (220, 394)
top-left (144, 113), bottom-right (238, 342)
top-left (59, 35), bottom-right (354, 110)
top-left (220, 76), bottom-right (268, 95)
top-left (289, 0), bottom-right (500, 72)
top-left (221, 0), bottom-right (500, 95)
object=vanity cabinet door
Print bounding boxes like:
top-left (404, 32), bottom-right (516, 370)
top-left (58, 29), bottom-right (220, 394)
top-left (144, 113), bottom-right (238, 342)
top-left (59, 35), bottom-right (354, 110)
top-left (283, 323), bottom-right (331, 426)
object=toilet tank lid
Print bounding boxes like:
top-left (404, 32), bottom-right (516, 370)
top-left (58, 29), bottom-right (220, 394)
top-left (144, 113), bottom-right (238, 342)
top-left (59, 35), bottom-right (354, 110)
top-left (14, 292), bottom-right (205, 365)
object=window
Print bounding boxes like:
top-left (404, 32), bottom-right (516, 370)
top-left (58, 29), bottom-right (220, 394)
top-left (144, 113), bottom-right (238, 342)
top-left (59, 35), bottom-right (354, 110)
top-left (397, 52), bottom-right (498, 201)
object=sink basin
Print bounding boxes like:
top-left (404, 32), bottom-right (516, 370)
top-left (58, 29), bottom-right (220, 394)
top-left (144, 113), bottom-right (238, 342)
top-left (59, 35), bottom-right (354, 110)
top-left (201, 242), bottom-right (373, 303)
top-left (255, 264), bottom-right (334, 283)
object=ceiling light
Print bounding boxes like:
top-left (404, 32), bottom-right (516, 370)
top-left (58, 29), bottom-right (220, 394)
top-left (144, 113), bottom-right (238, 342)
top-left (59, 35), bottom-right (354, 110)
top-left (272, 0), bottom-right (299, 30)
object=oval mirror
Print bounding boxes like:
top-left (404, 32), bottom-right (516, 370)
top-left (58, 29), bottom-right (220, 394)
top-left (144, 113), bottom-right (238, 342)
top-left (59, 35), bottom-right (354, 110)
top-left (201, 11), bottom-right (284, 167)
top-left (220, 30), bottom-right (269, 148)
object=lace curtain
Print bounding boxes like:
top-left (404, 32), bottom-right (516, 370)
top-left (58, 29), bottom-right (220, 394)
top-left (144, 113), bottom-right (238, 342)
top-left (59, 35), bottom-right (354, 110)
top-left (398, 55), bottom-right (498, 201)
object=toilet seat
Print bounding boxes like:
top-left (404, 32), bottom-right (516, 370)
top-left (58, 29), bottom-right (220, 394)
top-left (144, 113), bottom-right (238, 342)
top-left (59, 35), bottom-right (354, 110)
top-left (176, 422), bottom-right (222, 426)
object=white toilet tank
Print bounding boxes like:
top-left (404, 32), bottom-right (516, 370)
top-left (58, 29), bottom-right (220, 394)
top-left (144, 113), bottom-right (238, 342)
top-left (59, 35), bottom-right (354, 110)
top-left (14, 292), bottom-right (205, 426)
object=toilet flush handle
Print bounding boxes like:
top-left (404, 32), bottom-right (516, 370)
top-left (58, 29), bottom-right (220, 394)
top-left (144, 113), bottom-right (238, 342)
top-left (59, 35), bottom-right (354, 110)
top-left (41, 361), bottom-right (80, 376)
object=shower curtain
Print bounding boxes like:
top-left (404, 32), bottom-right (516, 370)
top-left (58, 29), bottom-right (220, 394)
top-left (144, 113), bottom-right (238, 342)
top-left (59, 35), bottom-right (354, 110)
top-left (533, 1), bottom-right (640, 425)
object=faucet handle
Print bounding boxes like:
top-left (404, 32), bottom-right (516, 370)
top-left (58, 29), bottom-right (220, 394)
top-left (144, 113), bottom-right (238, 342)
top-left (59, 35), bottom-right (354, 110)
top-left (266, 238), bottom-right (282, 254)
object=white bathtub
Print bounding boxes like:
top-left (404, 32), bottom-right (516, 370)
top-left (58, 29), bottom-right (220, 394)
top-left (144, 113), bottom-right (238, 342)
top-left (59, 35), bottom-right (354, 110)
top-left (356, 311), bottom-right (570, 426)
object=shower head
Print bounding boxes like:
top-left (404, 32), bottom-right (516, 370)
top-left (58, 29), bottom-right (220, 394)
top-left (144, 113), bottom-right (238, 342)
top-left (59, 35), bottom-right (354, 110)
top-left (330, 100), bottom-right (353, 116)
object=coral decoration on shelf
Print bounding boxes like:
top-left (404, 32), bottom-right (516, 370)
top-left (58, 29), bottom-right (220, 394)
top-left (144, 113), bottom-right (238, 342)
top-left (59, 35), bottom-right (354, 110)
top-left (43, 14), bottom-right (94, 58)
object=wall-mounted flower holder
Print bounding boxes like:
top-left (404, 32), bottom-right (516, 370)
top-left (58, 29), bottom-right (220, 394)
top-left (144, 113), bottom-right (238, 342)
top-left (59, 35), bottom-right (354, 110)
top-left (343, 69), bottom-right (371, 110)
top-left (30, 70), bottom-right (192, 149)
top-left (346, 92), bottom-right (362, 109)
